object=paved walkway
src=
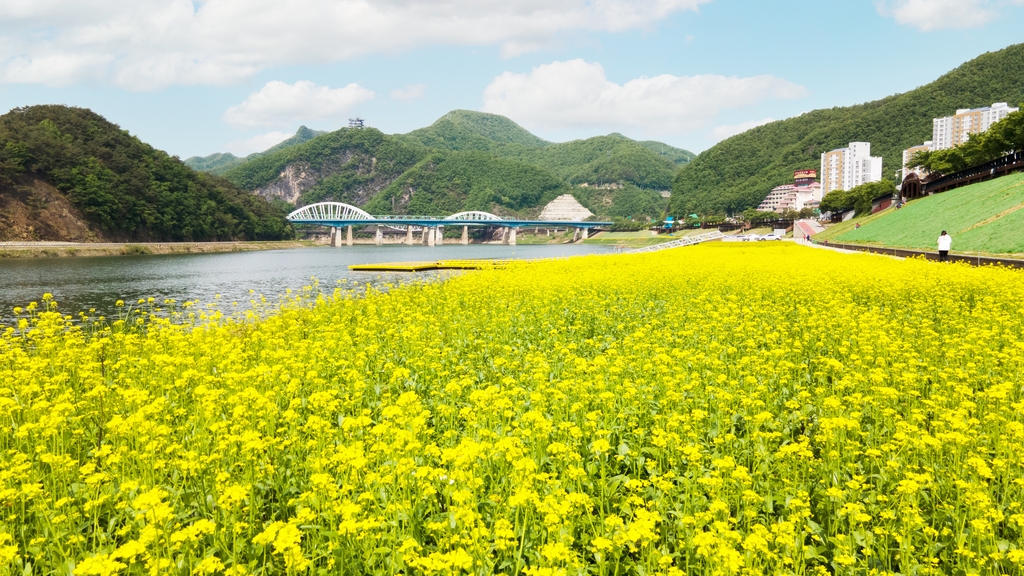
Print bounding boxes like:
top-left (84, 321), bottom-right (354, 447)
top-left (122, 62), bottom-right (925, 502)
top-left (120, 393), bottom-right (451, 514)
top-left (794, 219), bottom-right (825, 240)
top-left (794, 238), bottom-right (866, 255)
top-left (796, 238), bottom-right (1024, 269)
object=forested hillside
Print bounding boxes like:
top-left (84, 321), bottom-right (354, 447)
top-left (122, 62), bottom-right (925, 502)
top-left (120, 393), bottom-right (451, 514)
top-left (185, 126), bottom-right (324, 175)
top-left (669, 42), bottom-right (1024, 215)
top-left (402, 110), bottom-right (549, 151)
top-left (214, 110), bottom-right (692, 217)
top-left (221, 127), bottom-right (424, 207)
top-left (499, 134), bottom-right (681, 190)
top-left (0, 106), bottom-right (293, 241)
top-left (365, 151), bottom-right (568, 216)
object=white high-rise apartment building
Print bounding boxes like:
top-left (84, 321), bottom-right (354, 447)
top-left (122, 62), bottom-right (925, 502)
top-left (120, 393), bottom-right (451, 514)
top-left (932, 102), bottom-right (1018, 150)
top-left (820, 142), bottom-right (883, 194)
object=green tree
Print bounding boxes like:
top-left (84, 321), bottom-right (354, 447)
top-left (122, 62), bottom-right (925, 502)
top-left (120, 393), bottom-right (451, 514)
top-left (0, 105), bottom-right (293, 241)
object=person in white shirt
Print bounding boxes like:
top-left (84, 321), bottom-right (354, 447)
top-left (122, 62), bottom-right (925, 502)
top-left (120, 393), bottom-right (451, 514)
top-left (937, 230), bottom-right (952, 262)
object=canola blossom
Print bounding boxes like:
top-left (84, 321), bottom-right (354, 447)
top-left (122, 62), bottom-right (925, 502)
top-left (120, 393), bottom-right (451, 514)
top-left (1, 243), bottom-right (1024, 575)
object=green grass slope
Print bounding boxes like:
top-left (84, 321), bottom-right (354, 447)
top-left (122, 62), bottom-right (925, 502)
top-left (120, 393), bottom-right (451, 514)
top-left (186, 126), bottom-right (325, 175)
top-left (670, 43), bottom-right (1024, 216)
top-left (829, 173), bottom-right (1024, 253)
top-left (0, 105), bottom-right (293, 241)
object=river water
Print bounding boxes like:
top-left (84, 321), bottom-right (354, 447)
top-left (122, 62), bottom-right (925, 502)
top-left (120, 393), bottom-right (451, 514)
top-left (0, 244), bottom-right (615, 323)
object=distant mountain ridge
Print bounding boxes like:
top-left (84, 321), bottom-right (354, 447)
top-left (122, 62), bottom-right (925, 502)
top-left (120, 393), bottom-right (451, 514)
top-left (211, 109), bottom-right (695, 219)
top-left (184, 125), bottom-right (326, 175)
top-left (669, 42), bottom-right (1024, 216)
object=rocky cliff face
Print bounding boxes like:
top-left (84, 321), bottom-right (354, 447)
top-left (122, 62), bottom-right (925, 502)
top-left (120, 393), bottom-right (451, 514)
top-left (0, 176), bottom-right (106, 242)
top-left (252, 163), bottom-right (319, 204)
top-left (251, 152), bottom-right (408, 208)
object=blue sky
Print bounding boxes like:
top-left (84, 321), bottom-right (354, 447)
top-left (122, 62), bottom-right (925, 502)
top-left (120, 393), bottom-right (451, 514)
top-left (1, 0), bottom-right (1022, 159)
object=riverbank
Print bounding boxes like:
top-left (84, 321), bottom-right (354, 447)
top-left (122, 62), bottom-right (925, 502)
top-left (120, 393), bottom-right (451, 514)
top-left (0, 240), bottom-right (318, 258)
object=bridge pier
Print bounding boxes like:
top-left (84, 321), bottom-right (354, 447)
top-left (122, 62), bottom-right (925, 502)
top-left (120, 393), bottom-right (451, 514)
top-left (581, 227), bottom-right (589, 240)
top-left (428, 226), bottom-right (436, 247)
top-left (406, 226), bottom-right (414, 245)
top-left (572, 228), bottom-right (580, 242)
top-left (346, 225), bottom-right (353, 246)
top-left (501, 227), bottom-right (508, 245)
top-left (436, 226), bottom-right (444, 245)
top-left (461, 225), bottom-right (469, 245)
top-left (503, 227), bottom-right (516, 246)
top-left (375, 226), bottom-right (383, 246)
top-left (329, 227), bottom-right (339, 247)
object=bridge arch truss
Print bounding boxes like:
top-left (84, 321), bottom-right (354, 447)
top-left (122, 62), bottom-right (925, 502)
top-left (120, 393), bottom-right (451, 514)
top-left (287, 202), bottom-right (373, 222)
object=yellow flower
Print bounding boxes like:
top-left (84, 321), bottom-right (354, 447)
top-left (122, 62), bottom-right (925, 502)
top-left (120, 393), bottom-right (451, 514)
top-left (75, 554), bottom-right (126, 576)
top-left (192, 556), bottom-right (225, 575)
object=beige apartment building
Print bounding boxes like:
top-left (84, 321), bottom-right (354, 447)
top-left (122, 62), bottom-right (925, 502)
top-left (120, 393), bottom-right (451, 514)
top-left (901, 102), bottom-right (1018, 180)
top-left (932, 102), bottom-right (1017, 150)
top-left (821, 142), bottom-right (882, 194)
top-left (901, 141), bottom-right (932, 180)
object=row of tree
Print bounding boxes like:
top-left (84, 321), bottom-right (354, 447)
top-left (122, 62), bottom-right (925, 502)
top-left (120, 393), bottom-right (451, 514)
top-left (819, 180), bottom-right (897, 216)
top-left (907, 107), bottom-right (1024, 174)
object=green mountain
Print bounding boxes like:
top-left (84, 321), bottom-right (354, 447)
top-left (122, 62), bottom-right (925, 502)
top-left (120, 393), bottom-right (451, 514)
top-left (366, 151), bottom-right (567, 216)
top-left (636, 140), bottom-right (696, 166)
top-left (499, 134), bottom-right (681, 190)
top-left (221, 127), bottom-right (424, 207)
top-left (403, 109), bottom-right (549, 150)
top-left (217, 111), bottom-right (693, 218)
top-left (669, 43), bottom-right (1024, 215)
top-left (184, 152), bottom-right (241, 173)
top-left (0, 105), bottom-right (293, 241)
top-left (184, 126), bottom-right (325, 175)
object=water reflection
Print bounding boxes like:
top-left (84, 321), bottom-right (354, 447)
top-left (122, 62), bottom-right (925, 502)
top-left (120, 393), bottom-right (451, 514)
top-left (0, 244), bottom-right (613, 324)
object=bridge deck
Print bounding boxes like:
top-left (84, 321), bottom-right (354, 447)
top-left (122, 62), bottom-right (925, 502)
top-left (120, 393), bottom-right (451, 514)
top-left (291, 219), bottom-right (610, 228)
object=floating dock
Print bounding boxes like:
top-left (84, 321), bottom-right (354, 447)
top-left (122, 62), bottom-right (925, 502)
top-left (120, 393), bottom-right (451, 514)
top-left (349, 259), bottom-right (508, 272)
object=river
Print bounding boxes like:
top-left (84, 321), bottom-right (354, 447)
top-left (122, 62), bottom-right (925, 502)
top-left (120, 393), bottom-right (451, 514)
top-left (0, 244), bottom-right (615, 324)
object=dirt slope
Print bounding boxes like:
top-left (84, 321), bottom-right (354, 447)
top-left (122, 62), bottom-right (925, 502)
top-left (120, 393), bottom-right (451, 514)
top-left (0, 176), bottom-right (107, 242)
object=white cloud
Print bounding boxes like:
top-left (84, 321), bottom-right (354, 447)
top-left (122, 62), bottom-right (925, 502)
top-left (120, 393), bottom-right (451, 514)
top-left (710, 118), bottom-right (775, 141)
top-left (223, 80), bottom-right (374, 129)
top-left (391, 84), bottom-right (426, 101)
top-left (0, 53), bottom-right (111, 86)
top-left (481, 59), bottom-right (806, 136)
top-left (876, 0), bottom-right (1022, 30)
top-left (224, 130), bottom-right (294, 156)
top-left (0, 0), bottom-right (712, 90)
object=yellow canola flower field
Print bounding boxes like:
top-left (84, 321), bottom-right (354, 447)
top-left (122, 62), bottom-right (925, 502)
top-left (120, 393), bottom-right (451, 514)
top-left (2, 242), bottom-right (1024, 576)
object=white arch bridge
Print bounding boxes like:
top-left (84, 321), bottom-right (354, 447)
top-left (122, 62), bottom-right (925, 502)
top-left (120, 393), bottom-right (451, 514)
top-left (287, 202), bottom-right (610, 246)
